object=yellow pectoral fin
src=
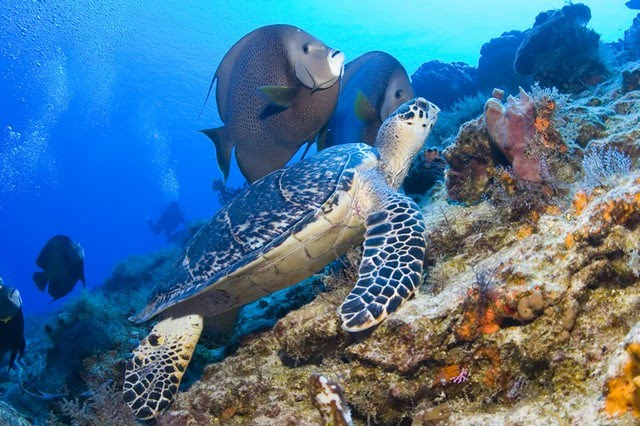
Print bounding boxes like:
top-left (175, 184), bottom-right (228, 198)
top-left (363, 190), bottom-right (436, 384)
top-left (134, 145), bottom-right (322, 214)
top-left (0, 316), bottom-right (12, 324)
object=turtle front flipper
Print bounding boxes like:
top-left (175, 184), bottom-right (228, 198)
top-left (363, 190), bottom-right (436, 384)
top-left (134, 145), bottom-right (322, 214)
top-left (123, 313), bottom-right (203, 420)
top-left (339, 190), bottom-right (426, 331)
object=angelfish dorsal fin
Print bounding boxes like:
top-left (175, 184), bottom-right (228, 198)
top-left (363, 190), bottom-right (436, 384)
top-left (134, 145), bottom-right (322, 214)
top-left (354, 90), bottom-right (378, 124)
top-left (257, 86), bottom-right (298, 108)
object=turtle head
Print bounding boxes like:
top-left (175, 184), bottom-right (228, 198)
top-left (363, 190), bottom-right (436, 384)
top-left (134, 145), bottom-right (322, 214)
top-left (374, 97), bottom-right (440, 189)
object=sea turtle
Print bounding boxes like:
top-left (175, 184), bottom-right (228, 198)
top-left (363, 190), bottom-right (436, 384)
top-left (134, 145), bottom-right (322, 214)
top-left (124, 97), bottom-right (440, 420)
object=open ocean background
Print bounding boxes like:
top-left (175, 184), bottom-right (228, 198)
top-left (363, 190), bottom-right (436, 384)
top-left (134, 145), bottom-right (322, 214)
top-left (0, 0), bottom-right (634, 314)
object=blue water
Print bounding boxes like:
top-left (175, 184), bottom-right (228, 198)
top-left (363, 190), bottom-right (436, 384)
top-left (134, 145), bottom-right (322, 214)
top-left (0, 0), bottom-right (635, 315)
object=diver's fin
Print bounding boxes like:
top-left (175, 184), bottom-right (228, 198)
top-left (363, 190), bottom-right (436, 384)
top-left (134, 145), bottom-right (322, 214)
top-left (257, 85), bottom-right (297, 108)
top-left (32, 272), bottom-right (48, 292)
top-left (354, 90), bottom-right (378, 124)
top-left (200, 126), bottom-right (234, 183)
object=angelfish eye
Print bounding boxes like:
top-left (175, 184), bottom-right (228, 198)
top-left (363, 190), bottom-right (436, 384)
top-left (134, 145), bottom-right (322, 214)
top-left (395, 90), bottom-right (403, 99)
top-left (302, 43), bottom-right (310, 54)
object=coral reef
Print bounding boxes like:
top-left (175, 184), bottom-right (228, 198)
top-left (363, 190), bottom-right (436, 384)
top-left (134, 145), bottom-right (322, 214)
top-left (623, 13), bottom-right (640, 62)
top-left (131, 50), bottom-right (640, 426)
top-left (0, 401), bottom-right (31, 426)
top-left (514, 3), bottom-right (608, 93)
top-left (411, 61), bottom-right (479, 111)
top-left (603, 322), bottom-right (640, 417)
top-left (622, 65), bottom-right (640, 93)
top-left (443, 85), bottom-right (574, 204)
top-left (425, 93), bottom-right (487, 149)
top-left (212, 179), bottom-right (248, 206)
top-left (6, 9), bottom-right (640, 426)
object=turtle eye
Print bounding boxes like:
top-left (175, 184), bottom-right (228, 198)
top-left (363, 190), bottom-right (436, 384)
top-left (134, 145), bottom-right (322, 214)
top-left (395, 90), bottom-right (403, 99)
top-left (302, 43), bottom-right (310, 54)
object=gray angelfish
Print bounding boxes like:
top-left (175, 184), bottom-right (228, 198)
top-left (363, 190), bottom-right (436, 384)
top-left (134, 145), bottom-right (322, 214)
top-left (200, 24), bottom-right (344, 183)
top-left (0, 278), bottom-right (25, 370)
top-left (322, 51), bottom-right (414, 149)
top-left (33, 235), bottom-right (85, 301)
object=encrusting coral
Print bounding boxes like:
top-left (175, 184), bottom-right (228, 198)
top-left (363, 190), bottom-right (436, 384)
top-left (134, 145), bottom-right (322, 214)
top-left (603, 323), bottom-right (640, 417)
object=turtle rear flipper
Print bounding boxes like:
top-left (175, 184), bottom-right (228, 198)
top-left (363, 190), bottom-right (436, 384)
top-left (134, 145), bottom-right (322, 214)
top-left (340, 189), bottom-right (426, 331)
top-left (123, 313), bottom-right (203, 420)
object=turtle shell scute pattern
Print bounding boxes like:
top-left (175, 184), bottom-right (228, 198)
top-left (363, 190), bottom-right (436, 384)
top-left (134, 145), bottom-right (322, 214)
top-left (137, 144), bottom-right (378, 320)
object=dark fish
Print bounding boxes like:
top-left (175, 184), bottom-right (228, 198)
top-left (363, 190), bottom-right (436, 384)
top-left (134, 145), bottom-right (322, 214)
top-left (33, 235), bottom-right (85, 301)
top-left (0, 278), bottom-right (25, 370)
top-left (201, 24), bottom-right (344, 183)
top-left (626, 0), bottom-right (640, 10)
top-left (321, 51), bottom-right (414, 148)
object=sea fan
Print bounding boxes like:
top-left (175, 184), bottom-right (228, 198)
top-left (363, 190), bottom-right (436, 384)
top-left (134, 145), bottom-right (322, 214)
top-left (582, 147), bottom-right (632, 188)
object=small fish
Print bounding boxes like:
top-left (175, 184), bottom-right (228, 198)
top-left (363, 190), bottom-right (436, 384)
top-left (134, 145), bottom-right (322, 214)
top-left (0, 278), bottom-right (25, 370)
top-left (33, 235), bottom-right (85, 301)
top-left (321, 51), bottom-right (414, 149)
top-left (201, 24), bottom-right (344, 183)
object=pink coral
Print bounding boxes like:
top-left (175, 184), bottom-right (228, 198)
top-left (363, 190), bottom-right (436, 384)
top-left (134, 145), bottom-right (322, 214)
top-left (485, 88), bottom-right (542, 182)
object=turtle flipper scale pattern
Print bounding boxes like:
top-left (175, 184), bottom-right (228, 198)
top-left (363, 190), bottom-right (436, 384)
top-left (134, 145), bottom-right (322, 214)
top-left (339, 193), bottom-right (426, 331)
top-left (123, 314), bottom-right (203, 420)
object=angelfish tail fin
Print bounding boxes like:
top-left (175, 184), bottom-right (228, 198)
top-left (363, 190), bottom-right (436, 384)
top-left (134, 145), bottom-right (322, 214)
top-left (200, 126), bottom-right (234, 183)
top-left (32, 272), bottom-right (48, 292)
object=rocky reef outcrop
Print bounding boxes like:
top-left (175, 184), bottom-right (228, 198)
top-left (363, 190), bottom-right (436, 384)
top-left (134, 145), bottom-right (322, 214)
top-left (477, 30), bottom-right (531, 95)
top-left (514, 3), bottom-right (608, 93)
top-left (623, 13), bottom-right (640, 62)
top-left (411, 61), bottom-right (479, 111)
